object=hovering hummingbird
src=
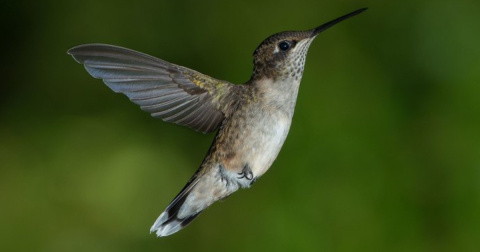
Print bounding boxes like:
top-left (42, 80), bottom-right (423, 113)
top-left (68, 8), bottom-right (367, 237)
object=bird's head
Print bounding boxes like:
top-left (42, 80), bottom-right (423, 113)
top-left (250, 8), bottom-right (367, 82)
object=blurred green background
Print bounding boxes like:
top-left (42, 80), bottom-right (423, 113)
top-left (1, 0), bottom-right (480, 251)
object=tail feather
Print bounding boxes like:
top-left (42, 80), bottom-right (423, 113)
top-left (150, 209), bottom-right (202, 237)
top-left (150, 164), bottom-right (238, 237)
top-left (150, 178), bottom-right (202, 237)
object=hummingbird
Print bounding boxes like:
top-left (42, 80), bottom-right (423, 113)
top-left (68, 8), bottom-right (367, 237)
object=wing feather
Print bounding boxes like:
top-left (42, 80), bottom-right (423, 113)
top-left (68, 44), bottom-right (237, 133)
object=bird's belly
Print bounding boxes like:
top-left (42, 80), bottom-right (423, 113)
top-left (242, 112), bottom-right (291, 177)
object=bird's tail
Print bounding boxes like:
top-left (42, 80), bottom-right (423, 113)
top-left (150, 177), bottom-right (203, 237)
top-left (151, 164), bottom-right (238, 237)
top-left (150, 164), bottom-right (240, 237)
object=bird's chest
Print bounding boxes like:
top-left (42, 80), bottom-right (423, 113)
top-left (251, 113), bottom-right (290, 176)
top-left (216, 79), bottom-right (299, 183)
top-left (231, 108), bottom-right (292, 178)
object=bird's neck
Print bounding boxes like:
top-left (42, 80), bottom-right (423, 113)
top-left (252, 76), bottom-right (302, 117)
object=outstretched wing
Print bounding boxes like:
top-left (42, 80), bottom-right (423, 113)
top-left (68, 44), bottom-right (236, 133)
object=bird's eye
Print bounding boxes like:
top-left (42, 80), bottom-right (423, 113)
top-left (278, 41), bottom-right (291, 51)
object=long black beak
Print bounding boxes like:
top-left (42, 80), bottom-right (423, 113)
top-left (311, 8), bottom-right (367, 38)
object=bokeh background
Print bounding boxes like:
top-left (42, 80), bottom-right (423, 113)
top-left (1, 0), bottom-right (480, 251)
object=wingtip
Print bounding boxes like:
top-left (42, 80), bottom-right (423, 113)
top-left (66, 46), bottom-right (77, 56)
top-left (67, 43), bottom-right (108, 56)
top-left (67, 44), bottom-right (85, 55)
top-left (67, 44), bottom-right (88, 61)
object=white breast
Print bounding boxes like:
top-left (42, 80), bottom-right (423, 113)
top-left (231, 77), bottom-right (300, 180)
top-left (247, 111), bottom-right (291, 178)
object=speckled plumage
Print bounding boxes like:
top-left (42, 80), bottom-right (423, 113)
top-left (68, 8), bottom-right (367, 237)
